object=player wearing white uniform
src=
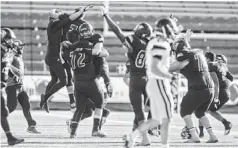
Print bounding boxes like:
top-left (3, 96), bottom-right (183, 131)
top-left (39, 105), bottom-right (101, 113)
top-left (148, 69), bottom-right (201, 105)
top-left (123, 16), bottom-right (182, 148)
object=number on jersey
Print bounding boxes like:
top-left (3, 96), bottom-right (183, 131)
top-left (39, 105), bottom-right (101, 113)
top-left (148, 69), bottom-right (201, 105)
top-left (70, 52), bottom-right (86, 69)
top-left (135, 50), bottom-right (146, 68)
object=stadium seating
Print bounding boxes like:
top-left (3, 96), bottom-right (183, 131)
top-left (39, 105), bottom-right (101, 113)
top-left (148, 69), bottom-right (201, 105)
top-left (1, 1), bottom-right (238, 75)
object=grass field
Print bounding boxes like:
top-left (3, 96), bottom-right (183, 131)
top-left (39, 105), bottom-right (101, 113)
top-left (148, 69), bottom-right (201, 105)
top-left (1, 110), bottom-right (238, 148)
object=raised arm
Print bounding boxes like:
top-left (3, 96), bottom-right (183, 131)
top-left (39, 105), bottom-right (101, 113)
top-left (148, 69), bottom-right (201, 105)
top-left (100, 6), bottom-right (126, 45)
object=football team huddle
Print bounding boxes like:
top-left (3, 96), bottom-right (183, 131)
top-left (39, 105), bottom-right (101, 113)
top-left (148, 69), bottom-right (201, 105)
top-left (0, 4), bottom-right (234, 148)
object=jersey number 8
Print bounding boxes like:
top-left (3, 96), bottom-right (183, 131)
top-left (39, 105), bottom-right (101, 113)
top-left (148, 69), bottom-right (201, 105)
top-left (70, 52), bottom-right (86, 69)
top-left (135, 50), bottom-right (146, 68)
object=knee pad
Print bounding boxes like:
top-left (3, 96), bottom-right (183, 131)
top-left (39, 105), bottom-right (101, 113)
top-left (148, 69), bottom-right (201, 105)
top-left (195, 110), bottom-right (205, 119)
top-left (66, 86), bottom-right (74, 94)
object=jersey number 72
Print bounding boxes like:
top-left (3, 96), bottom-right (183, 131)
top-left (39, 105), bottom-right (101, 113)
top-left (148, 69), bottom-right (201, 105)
top-left (70, 51), bottom-right (86, 69)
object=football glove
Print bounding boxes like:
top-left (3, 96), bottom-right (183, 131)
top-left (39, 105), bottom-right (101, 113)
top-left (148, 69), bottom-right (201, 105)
top-left (61, 41), bottom-right (72, 49)
top-left (100, 4), bottom-right (108, 16)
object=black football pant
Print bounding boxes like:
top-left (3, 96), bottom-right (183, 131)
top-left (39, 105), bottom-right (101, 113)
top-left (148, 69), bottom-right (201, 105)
top-left (44, 60), bottom-right (67, 101)
top-left (6, 85), bottom-right (36, 126)
top-left (129, 75), bottom-right (147, 124)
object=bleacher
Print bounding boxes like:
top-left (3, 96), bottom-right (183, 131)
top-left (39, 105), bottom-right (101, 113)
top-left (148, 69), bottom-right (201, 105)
top-left (1, 1), bottom-right (238, 75)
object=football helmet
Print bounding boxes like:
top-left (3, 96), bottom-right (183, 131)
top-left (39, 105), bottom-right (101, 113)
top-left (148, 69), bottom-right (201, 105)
top-left (1, 28), bottom-right (16, 44)
top-left (133, 22), bottom-right (153, 41)
top-left (155, 15), bottom-right (183, 40)
top-left (216, 54), bottom-right (227, 64)
top-left (78, 22), bottom-right (94, 39)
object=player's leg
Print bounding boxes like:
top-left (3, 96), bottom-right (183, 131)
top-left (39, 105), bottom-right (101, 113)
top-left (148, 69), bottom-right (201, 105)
top-left (195, 89), bottom-right (218, 143)
top-left (42, 63), bottom-right (67, 113)
top-left (69, 82), bottom-right (87, 138)
top-left (40, 66), bottom-right (58, 112)
top-left (5, 85), bottom-right (18, 113)
top-left (180, 90), bottom-right (201, 142)
top-left (89, 79), bottom-right (106, 137)
top-left (198, 120), bottom-right (204, 138)
top-left (129, 76), bottom-right (149, 145)
top-left (17, 90), bottom-right (40, 134)
top-left (44, 63), bottom-right (67, 100)
top-left (209, 89), bottom-right (232, 135)
top-left (65, 65), bottom-right (76, 112)
top-left (1, 91), bottom-right (24, 146)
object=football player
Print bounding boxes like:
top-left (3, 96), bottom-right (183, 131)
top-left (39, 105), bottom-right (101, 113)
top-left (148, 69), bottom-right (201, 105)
top-left (1, 28), bottom-right (24, 145)
top-left (40, 8), bottom-right (87, 113)
top-left (169, 38), bottom-right (218, 143)
top-left (123, 16), bottom-right (183, 148)
top-left (123, 60), bottom-right (159, 137)
top-left (62, 22), bottom-right (108, 138)
top-left (5, 39), bottom-right (40, 134)
top-left (198, 52), bottom-right (233, 137)
top-left (101, 6), bottom-right (153, 145)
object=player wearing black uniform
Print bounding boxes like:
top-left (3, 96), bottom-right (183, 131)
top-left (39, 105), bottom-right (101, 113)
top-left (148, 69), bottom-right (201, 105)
top-left (40, 8), bottom-right (87, 113)
top-left (198, 52), bottom-right (233, 137)
top-left (5, 40), bottom-right (40, 134)
top-left (170, 39), bottom-right (218, 143)
top-left (1, 28), bottom-right (24, 145)
top-left (101, 6), bottom-right (153, 145)
top-left (62, 22), bottom-right (108, 138)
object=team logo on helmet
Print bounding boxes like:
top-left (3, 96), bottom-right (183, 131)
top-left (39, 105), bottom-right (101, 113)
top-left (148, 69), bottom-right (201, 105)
top-left (78, 22), bottom-right (94, 39)
top-left (133, 22), bottom-right (153, 40)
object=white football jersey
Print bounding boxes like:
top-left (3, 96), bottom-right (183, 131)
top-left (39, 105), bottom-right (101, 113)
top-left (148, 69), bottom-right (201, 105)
top-left (145, 37), bottom-right (171, 79)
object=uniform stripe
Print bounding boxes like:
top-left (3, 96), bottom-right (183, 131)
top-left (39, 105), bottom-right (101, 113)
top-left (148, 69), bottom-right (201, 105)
top-left (160, 80), bottom-right (172, 114)
top-left (156, 80), bottom-right (169, 118)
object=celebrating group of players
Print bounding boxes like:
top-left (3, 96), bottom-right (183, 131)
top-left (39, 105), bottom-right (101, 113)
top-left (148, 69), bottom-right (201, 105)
top-left (1, 4), bottom-right (234, 148)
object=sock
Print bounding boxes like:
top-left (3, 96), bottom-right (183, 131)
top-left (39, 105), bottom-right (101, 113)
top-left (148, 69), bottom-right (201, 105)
top-left (199, 126), bottom-right (204, 133)
top-left (200, 116), bottom-right (216, 138)
top-left (66, 86), bottom-right (75, 104)
top-left (147, 111), bottom-right (152, 120)
top-left (93, 118), bottom-right (100, 131)
top-left (206, 127), bottom-right (216, 138)
top-left (70, 121), bottom-right (78, 134)
top-left (6, 132), bottom-right (13, 139)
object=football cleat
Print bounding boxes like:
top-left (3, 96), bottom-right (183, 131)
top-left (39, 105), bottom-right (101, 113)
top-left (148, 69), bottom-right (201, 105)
top-left (27, 126), bottom-right (41, 134)
top-left (70, 131), bottom-right (77, 139)
top-left (224, 121), bottom-right (232, 135)
top-left (123, 134), bottom-right (135, 148)
top-left (206, 138), bottom-right (218, 143)
top-left (181, 126), bottom-right (191, 139)
top-left (8, 136), bottom-right (24, 146)
top-left (184, 139), bottom-right (201, 143)
top-left (148, 126), bottom-right (160, 137)
top-left (92, 130), bottom-right (107, 138)
top-left (43, 102), bottom-right (50, 113)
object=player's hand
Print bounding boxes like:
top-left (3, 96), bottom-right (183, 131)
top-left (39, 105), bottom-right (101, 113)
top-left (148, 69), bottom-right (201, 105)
top-left (83, 4), bottom-right (94, 12)
top-left (13, 75), bottom-right (22, 85)
top-left (106, 83), bottom-right (113, 98)
top-left (100, 4), bottom-right (108, 16)
top-left (62, 41), bottom-right (72, 49)
top-left (183, 29), bottom-right (193, 42)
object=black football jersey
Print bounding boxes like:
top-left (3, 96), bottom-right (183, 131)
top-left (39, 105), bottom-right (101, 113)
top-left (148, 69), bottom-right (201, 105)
top-left (177, 49), bottom-right (214, 89)
top-left (124, 34), bottom-right (147, 76)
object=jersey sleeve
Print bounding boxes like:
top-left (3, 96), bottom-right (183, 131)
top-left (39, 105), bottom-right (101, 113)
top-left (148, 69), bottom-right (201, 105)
top-left (176, 50), bottom-right (191, 62)
top-left (123, 35), bottom-right (134, 52)
top-left (51, 18), bottom-right (71, 32)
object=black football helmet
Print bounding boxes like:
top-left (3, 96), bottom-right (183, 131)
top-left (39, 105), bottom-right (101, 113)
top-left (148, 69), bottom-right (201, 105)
top-left (155, 15), bottom-right (182, 40)
top-left (78, 22), bottom-right (94, 39)
top-left (205, 51), bottom-right (216, 62)
top-left (133, 22), bottom-right (153, 41)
